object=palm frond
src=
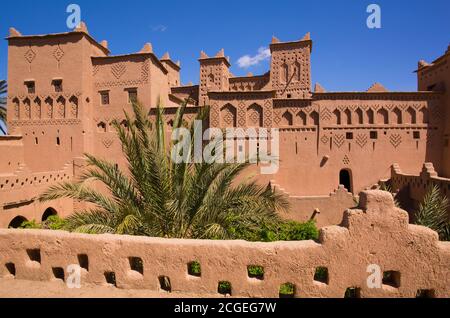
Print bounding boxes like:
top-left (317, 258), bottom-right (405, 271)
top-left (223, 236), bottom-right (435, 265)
top-left (39, 98), bottom-right (289, 239)
top-left (415, 185), bottom-right (450, 241)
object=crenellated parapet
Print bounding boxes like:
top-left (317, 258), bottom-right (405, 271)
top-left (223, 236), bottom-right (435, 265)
top-left (0, 190), bottom-right (448, 297)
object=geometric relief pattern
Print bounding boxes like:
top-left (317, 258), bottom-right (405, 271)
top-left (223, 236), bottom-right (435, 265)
top-left (247, 104), bottom-right (263, 127)
top-left (111, 62), bottom-right (127, 80)
top-left (320, 135), bottom-right (329, 145)
top-left (355, 134), bottom-right (367, 148)
top-left (102, 138), bottom-right (114, 149)
top-left (96, 60), bottom-right (149, 88)
top-left (273, 110), bottom-right (281, 125)
top-left (53, 46), bottom-right (65, 62)
top-left (320, 108), bottom-right (332, 121)
top-left (333, 134), bottom-right (345, 148)
top-left (389, 134), bottom-right (402, 148)
top-left (220, 104), bottom-right (237, 127)
top-left (263, 101), bottom-right (272, 127)
top-left (238, 102), bottom-right (246, 126)
top-left (24, 48), bottom-right (36, 63)
top-left (210, 104), bottom-right (219, 127)
top-left (343, 155), bottom-right (350, 165)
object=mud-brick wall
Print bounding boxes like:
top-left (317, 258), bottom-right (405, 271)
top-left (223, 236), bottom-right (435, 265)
top-left (0, 191), bottom-right (449, 298)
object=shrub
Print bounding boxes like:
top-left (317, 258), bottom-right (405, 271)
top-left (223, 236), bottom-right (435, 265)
top-left (43, 215), bottom-right (67, 230)
top-left (228, 220), bottom-right (319, 242)
top-left (218, 281), bottom-right (231, 295)
top-left (247, 265), bottom-right (264, 279)
top-left (19, 220), bottom-right (41, 229)
top-left (188, 261), bottom-right (201, 276)
top-left (279, 282), bottom-right (295, 297)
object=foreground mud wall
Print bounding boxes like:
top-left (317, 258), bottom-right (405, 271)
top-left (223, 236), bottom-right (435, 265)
top-left (0, 191), bottom-right (449, 298)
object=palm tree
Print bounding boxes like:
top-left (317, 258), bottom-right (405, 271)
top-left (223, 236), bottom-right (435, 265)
top-left (0, 80), bottom-right (7, 134)
top-left (39, 101), bottom-right (288, 238)
top-left (414, 185), bottom-right (450, 241)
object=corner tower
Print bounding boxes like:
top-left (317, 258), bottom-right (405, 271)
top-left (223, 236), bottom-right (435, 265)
top-left (198, 49), bottom-right (231, 105)
top-left (269, 33), bottom-right (312, 99)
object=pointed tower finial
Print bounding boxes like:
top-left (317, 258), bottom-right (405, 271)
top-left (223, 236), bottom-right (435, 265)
top-left (367, 82), bottom-right (388, 92)
top-left (75, 21), bottom-right (89, 34)
top-left (9, 27), bottom-right (22, 37)
top-left (301, 32), bottom-right (310, 41)
top-left (176, 60), bottom-right (181, 67)
top-left (314, 83), bottom-right (326, 93)
top-left (216, 48), bottom-right (225, 57)
top-left (162, 52), bottom-right (170, 60)
top-left (140, 43), bottom-right (153, 53)
top-left (418, 59), bottom-right (430, 69)
top-left (271, 36), bottom-right (280, 44)
top-left (200, 51), bottom-right (209, 59)
top-left (100, 40), bottom-right (108, 49)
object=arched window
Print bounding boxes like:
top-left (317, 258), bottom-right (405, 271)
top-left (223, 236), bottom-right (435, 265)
top-left (247, 104), bottom-right (263, 127)
top-left (392, 107), bottom-right (402, 124)
top-left (281, 111), bottom-right (293, 126)
top-left (367, 109), bottom-right (374, 124)
top-left (220, 104), bottom-right (237, 127)
top-left (344, 109), bottom-right (352, 125)
top-left (356, 108), bottom-right (363, 124)
top-left (42, 208), bottom-right (57, 221)
top-left (297, 111), bottom-right (307, 125)
top-left (8, 216), bottom-right (28, 229)
top-left (377, 108), bottom-right (389, 124)
top-left (333, 109), bottom-right (341, 125)
top-left (310, 111), bottom-right (319, 126)
top-left (406, 107), bottom-right (416, 124)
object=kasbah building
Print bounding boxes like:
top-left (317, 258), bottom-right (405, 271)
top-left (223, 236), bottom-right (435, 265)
top-left (1, 22), bottom-right (450, 229)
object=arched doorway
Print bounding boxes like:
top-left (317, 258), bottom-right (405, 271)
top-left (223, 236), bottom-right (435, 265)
top-left (339, 169), bottom-right (352, 193)
top-left (42, 208), bottom-right (57, 221)
top-left (8, 216), bottom-right (28, 229)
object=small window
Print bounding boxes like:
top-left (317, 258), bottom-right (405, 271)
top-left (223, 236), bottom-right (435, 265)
top-left (25, 81), bottom-right (35, 94)
top-left (127, 89), bottom-right (138, 104)
top-left (287, 94), bottom-right (292, 99)
top-left (413, 131), bottom-right (420, 139)
top-left (383, 271), bottom-right (401, 288)
top-left (346, 132), bottom-right (353, 140)
top-left (370, 131), bottom-right (378, 139)
top-left (52, 80), bottom-right (63, 93)
top-left (100, 91), bottom-right (110, 105)
top-left (56, 137), bottom-right (61, 146)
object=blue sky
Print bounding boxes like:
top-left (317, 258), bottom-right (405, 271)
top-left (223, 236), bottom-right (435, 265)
top-left (0, 0), bottom-right (449, 93)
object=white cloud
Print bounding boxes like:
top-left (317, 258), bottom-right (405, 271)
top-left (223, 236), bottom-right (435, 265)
top-left (237, 47), bottom-right (271, 68)
top-left (152, 25), bottom-right (167, 32)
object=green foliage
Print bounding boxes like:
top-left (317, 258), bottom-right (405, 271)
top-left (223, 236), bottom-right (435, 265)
top-left (227, 219), bottom-right (319, 242)
top-left (43, 215), bottom-right (68, 230)
top-left (19, 220), bottom-right (42, 229)
top-left (279, 282), bottom-right (295, 296)
top-left (218, 281), bottom-right (231, 295)
top-left (247, 265), bottom-right (264, 279)
top-left (414, 185), bottom-right (450, 241)
top-left (39, 100), bottom-right (289, 239)
top-left (188, 261), bottom-right (201, 276)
